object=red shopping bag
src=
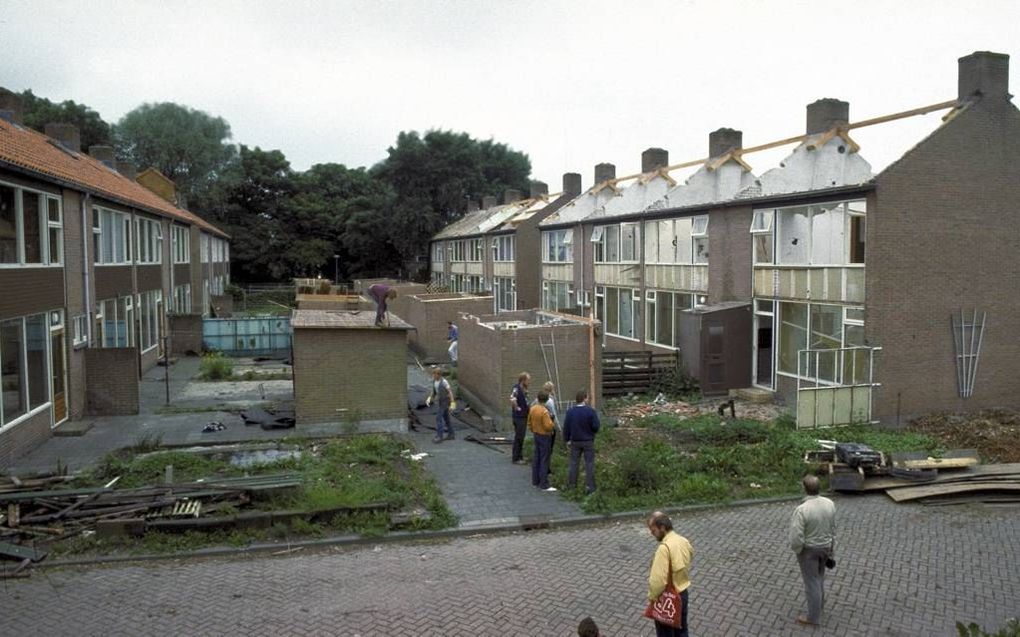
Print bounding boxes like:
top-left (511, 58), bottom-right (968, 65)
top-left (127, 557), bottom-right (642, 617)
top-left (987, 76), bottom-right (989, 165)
top-left (643, 582), bottom-right (683, 627)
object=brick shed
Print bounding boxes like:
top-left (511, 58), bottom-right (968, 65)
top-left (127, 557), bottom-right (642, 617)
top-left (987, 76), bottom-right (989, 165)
top-left (457, 310), bottom-right (602, 428)
top-left (291, 310), bottom-right (412, 430)
top-left (401, 293), bottom-right (494, 362)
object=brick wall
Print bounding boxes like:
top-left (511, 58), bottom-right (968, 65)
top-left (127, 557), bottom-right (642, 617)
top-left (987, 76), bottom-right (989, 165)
top-left (293, 327), bottom-right (408, 423)
top-left (403, 293), bottom-right (494, 361)
top-left (515, 224), bottom-right (542, 309)
top-left (457, 310), bottom-right (603, 427)
top-left (0, 409), bottom-right (52, 470)
top-left (61, 189), bottom-right (87, 421)
top-left (707, 205), bottom-right (753, 304)
top-left (169, 314), bottom-right (204, 356)
top-left (867, 96), bottom-right (1020, 424)
top-left (85, 348), bottom-right (140, 415)
top-left (296, 296), bottom-right (372, 311)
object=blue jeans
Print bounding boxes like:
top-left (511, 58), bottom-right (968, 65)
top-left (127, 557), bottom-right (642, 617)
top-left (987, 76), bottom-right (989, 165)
top-left (532, 433), bottom-right (552, 488)
top-left (654, 588), bottom-right (689, 637)
top-left (435, 407), bottom-right (453, 438)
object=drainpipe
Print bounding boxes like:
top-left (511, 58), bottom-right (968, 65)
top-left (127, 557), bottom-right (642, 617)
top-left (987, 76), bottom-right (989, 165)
top-left (82, 193), bottom-right (92, 346)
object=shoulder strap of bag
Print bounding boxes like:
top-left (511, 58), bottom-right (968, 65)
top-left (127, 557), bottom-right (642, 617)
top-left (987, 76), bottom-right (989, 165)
top-left (660, 542), bottom-right (674, 586)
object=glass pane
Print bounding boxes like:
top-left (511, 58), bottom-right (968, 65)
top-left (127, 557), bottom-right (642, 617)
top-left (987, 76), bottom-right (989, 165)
top-left (845, 307), bottom-right (864, 322)
top-left (778, 302), bottom-right (808, 374)
top-left (656, 292), bottom-right (674, 346)
top-left (621, 225), bottom-right (636, 261)
top-left (26, 314), bottom-right (48, 410)
top-left (619, 289), bottom-right (633, 337)
top-left (753, 233), bottom-right (773, 264)
top-left (606, 226), bottom-right (620, 262)
top-left (755, 299), bottom-right (774, 314)
top-left (116, 297), bottom-right (128, 347)
top-left (0, 185), bottom-right (17, 263)
top-left (23, 193), bottom-right (43, 263)
top-left (751, 209), bottom-right (773, 232)
top-left (675, 218), bottom-right (692, 263)
top-left (1, 319), bottom-right (26, 423)
top-left (48, 226), bottom-right (62, 265)
top-left (101, 211), bottom-right (114, 263)
top-left (606, 288), bottom-right (619, 334)
top-left (778, 207), bottom-right (809, 264)
top-left (47, 198), bottom-right (61, 223)
top-left (810, 304), bottom-right (842, 382)
top-left (810, 204), bottom-right (845, 264)
top-left (850, 215), bottom-right (866, 263)
top-left (102, 299), bottom-right (116, 347)
top-left (691, 215), bottom-right (708, 236)
top-left (693, 237), bottom-right (709, 264)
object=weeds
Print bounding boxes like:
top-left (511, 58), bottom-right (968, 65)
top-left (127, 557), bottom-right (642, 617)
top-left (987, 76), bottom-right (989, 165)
top-left (199, 352), bottom-right (234, 380)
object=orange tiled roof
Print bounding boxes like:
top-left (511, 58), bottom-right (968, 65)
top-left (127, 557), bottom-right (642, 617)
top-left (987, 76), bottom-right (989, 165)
top-left (0, 118), bottom-right (228, 238)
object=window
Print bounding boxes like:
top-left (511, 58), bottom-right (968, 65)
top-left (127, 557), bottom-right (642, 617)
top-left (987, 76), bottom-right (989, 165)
top-left (542, 229), bottom-right (573, 263)
top-left (765, 200), bottom-right (867, 266)
top-left (98, 296), bottom-right (134, 348)
top-left (137, 217), bottom-right (163, 264)
top-left (593, 224), bottom-right (626, 263)
top-left (138, 290), bottom-right (162, 351)
top-left (594, 285), bottom-right (640, 339)
top-left (645, 290), bottom-right (694, 348)
top-left (72, 315), bottom-right (88, 347)
top-left (776, 302), bottom-right (865, 381)
top-left (0, 183), bottom-right (62, 266)
top-left (492, 235), bottom-right (514, 262)
top-left (691, 215), bottom-right (708, 264)
top-left (467, 275), bottom-right (484, 293)
top-left (468, 238), bottom-right (484, 262)
top-left (448, 241), bottom-right (465, 262)
top-left (1, 313), bottom-right (53, 429)
top-left (172, 225), bottom-right (190, 263)
top-left (620, 223), bottom-right (638, 262)
top-left (93, 207), bottom-right (133, 265)
top-left (173, 284), bottom-right (192, 314)
top-left (449, 273), bottom-right (463, 292)
top-left (493, 276), bottom-right (515, 311)
top-left (541, 280), bottom-right (573, 311)
top-left (432, 242), bottom-right (444, 263)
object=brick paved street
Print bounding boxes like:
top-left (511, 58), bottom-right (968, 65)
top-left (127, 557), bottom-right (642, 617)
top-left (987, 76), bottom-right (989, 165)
top-left (3, 497), bottom-right (1017, 636)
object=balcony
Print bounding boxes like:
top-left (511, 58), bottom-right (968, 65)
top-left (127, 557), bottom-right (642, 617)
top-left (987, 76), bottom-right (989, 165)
top-left (753, 265), bottom-right (864, 304)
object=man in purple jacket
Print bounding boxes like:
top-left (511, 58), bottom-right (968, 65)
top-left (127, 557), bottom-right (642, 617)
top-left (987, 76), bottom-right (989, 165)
top-left (368, 283), bottom-right (398, 326)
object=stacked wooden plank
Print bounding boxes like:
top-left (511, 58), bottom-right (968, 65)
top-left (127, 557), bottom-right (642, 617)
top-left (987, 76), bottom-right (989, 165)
top-left (879, 463), bottom-right (1020, 505)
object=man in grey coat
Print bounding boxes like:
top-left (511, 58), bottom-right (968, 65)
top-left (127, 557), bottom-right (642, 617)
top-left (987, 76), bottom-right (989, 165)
top-left (789, 474), bottom-right (836, 626)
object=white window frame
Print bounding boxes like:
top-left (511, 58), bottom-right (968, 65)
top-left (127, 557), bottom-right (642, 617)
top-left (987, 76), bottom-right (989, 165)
top-left (0, 313), bottom-right (54, 432)
top-left (774, 301), bottom-right (866, 383)
top-left (0, 182), bottom-right (63, 268)
top-left (72, 314), bottom-right (88, 347)
top-left (172, 225), bottom-right (191, 264)
top-left (492, 235), bottom-right (515, 262)
top-left (93, 206), bottom-right (133, 265)
top-left (770, 200), bottom-right (867, 267)
top-left (542, 230), bottom-right (573, 263)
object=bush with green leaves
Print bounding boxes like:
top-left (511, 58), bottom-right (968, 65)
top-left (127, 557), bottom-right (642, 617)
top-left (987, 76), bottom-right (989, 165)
top-left (199, 352), bottom-right (234, 380)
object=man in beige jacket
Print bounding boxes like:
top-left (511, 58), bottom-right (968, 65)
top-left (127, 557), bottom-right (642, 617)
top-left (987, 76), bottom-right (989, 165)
top-left (789, 475), bottom-right (836, 626)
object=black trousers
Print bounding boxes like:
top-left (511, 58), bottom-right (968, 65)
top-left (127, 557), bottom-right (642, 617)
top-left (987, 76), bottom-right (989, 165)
top-left (511, 417), bottom-right (527, 462)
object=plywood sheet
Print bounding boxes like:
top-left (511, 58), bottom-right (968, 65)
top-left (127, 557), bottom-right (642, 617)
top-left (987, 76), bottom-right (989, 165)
top-left (886, 482), bottom-right (1020, 503)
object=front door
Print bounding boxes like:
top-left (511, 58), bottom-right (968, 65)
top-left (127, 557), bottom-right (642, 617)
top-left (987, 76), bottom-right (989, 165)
top-left (754, 314), bottom-right (774, 389)
top-left (702, 321), bottom-right (726, 395)
top-left (51, 329), bottom-right (67, 425)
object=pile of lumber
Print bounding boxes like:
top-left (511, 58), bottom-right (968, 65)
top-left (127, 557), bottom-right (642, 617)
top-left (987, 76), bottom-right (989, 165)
top-left (868, 462), bottom-right (1020, 505)
top-left (0, 473), bottom-right (302, 573)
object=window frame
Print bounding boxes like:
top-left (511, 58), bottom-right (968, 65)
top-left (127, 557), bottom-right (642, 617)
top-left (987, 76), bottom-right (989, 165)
top-left (93, 206), bottom-right (133, 266)
top-left (0, 181), bottom-right (63, 268)
top-left (0, 312), bottom-right (54, 432)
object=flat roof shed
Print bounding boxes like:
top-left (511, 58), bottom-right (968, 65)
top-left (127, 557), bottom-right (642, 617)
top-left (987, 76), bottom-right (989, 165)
top-left (291, 310), bottom-right (412, 430)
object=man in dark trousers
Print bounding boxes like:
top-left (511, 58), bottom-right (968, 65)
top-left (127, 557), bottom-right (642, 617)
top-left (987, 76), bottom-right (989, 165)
top-left (528, 390), bottom-right (556, 491)
top-left (563, 389), bottom-right (600, 495)
top-left (367, 283), bottom-right (397, 327)
top-left (426, 367), bottom-right (455, 443)
top-left (508, 372), bottom-right (531, 464)
top-left (789, 474), bottom-right (836, 626)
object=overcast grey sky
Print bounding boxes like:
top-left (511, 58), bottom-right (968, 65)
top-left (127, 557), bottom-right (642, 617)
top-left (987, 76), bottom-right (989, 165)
top-left (2, 0), bottom-right (1017, 190)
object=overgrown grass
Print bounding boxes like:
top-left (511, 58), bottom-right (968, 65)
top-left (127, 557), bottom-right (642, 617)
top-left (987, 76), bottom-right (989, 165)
top-left (199, 352), bottom-right (234, 380)
top-left (552, 413), bottom-right (943, 514)
top-left (60, 434), bottom-right (456, 556)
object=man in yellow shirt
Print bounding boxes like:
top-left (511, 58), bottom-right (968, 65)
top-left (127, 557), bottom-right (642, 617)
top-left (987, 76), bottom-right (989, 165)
top-left (647, 511), bottom-right (693, 637)
top-left (527, 391), bottom-right (556, 491)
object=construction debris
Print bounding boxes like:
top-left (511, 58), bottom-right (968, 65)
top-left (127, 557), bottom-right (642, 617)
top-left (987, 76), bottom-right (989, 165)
top-left (611, 396), bottom-right (783, 426)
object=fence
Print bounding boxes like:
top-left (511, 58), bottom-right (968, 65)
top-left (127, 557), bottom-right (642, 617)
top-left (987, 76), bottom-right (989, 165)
top-left (602, 351), bottom-right (679, 396)
top-left (202, 317), bottom-right (292, 357)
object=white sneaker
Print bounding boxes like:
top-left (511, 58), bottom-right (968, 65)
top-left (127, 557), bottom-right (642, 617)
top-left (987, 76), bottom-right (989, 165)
top-left (544, 487), bottom-right (558, 492)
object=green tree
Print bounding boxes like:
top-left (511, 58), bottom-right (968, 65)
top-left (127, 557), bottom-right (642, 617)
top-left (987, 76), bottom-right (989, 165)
top-left (115, 102), bottom-right (236, 200)
top-left (19, 90), bottom-right (113, 150)
top-left (372, 130), bottom-right (531, 267)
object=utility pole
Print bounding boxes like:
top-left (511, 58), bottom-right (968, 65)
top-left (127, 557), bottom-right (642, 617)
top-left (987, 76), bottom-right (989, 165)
top-left (334, 254), bottom-right (340, 285)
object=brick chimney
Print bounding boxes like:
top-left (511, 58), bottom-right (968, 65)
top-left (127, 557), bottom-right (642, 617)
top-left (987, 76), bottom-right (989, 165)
top-left (529, 181), bottom-right (548, 198)
top-left (88, 145), bottom-right (116, 168)
top-left (709, 128), bottom-right (743, 158)
top-left (466, 199), bottom-right (479, 213)
top-left (806, 99), bottom-right (849, 135)
top-left (482, 195), bottom-right (497, 209)
top-left (562, 172), bottom-right (582, 196)
top-left (0, 88), bottom-right (23, 124)
top-left (116, 161), bottom-right (137, 180)
top-left (641, 148), bottom-right (669, 173)
top-left (503, 189), bottom-right (521, 204)
top-left (44, 123), bottom-right (81, 153)
top-left (594, 163), bottom-right (616, 184)
top-left (959, 51), bottom-right (1010, 100)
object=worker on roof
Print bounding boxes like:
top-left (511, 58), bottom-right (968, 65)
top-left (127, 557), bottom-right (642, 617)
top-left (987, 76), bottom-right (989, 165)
top-left (368, 283), bottom-right (398, 327)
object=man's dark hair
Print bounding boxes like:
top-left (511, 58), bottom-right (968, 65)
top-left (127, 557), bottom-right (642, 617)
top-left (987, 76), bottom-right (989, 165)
top-left (803, 474), bottom-right (821, 495)
top-left (577, 616), bottom-right (599, 637)
top-left (537, 391), bottom-right (549, 403)
top-left (575, 389), bottom-right (588, 404)
top-left (649, 511), bottom-right (673, 531)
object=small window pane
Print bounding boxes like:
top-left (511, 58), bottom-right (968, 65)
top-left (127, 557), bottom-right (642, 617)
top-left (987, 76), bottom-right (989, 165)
top-left (751, 210), bottom-right (773, 233)
top-left (693, 237), bottom-right (709, 263)
top-left (48, 198), bottom-right (61, 223)
top-left (0, 185), bottom-right (17, 263)
top-left (26, 314), bottom-right (48, 410)
top-left (590, 226), bottom-right (604, 242)
top-left (1, 319), bottom-right (27, 423)
top-left (691, 215), bottom-right (709, 236)
top-left (22, 192), bottom-right (43, 264)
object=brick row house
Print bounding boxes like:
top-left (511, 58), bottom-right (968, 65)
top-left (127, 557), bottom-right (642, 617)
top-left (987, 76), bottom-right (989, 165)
top-left (0, 88), bottom-right (230, 466)
top-left (429, 51), bottom-right (1020, 426)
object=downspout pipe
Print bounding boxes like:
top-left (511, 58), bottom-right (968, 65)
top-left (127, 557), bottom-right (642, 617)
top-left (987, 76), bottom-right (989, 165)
top-left (82, 193), bottom-right (92, 346)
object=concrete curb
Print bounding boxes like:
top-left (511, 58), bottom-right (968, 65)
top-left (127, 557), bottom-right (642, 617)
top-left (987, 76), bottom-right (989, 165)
top-left (38, 494), bottom-right (805, 570)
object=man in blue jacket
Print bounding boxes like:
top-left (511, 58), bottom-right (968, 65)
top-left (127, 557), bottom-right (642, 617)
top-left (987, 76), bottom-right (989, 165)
top-left (563, 389), bottom-right (600, 494)
top-left (508, 372), bottom-right (531, 464)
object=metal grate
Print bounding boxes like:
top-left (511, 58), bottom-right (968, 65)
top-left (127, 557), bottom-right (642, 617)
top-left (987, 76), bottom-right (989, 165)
top-left (952, 309), bottom-right (986, 398)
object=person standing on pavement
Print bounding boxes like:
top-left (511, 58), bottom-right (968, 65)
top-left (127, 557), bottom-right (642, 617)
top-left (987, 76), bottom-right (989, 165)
top-left (528, 391), bottom-right (556, 491)
top-left (563, 389), bottom-right (600, 495)
top-left (446, 321), bottom-right (459, 364)
top-left (542, 381), bottom-right (559, 479)
top-left (647, 511), bottom-right (693, 637)
top-left (367, 283), bottom-right (398, 327)
top-left (509, 372), bottom-right (531, 464)
top-left (426, 367), bottom-right (455, 443)
top-left (789, 474), bottom-right (836, 627)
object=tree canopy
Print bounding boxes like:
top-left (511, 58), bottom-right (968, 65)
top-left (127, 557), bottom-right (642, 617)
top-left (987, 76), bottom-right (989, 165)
top-left (19, 90), bottom-right (113, 150)
top-left (115, 102), bottom-right (236, 201)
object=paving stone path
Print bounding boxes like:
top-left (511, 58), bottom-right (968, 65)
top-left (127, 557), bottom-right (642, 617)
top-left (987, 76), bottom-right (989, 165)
top-left (4, 497), bottom-right (1017, 635)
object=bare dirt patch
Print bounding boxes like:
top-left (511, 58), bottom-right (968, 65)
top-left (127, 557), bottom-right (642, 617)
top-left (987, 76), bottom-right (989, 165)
top-left (909, 409), bottom-right (1020, 463)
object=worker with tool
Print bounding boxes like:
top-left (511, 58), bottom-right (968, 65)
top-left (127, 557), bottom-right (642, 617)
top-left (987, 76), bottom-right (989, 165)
top-left (368, 283), bottom-right (398, 327)
top-left (425, 367), bottom-right (455, 442)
